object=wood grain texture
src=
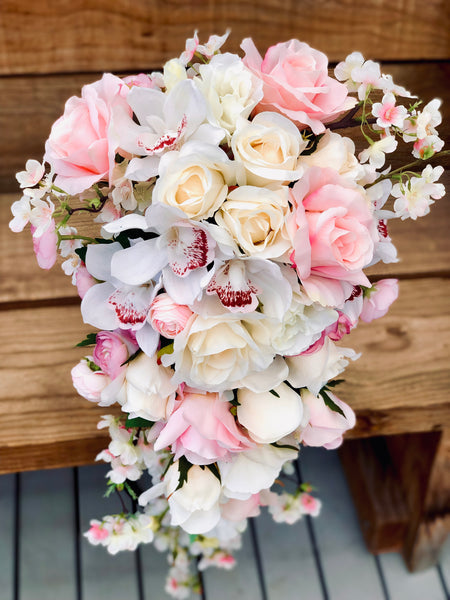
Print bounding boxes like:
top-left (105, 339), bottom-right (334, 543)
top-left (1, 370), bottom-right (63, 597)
top-left (0, 0), bottom-right (448, 76)
top-left (0, 276), bottom-right (448, 473)
top-left (1, 63), bottom-right (449, 193)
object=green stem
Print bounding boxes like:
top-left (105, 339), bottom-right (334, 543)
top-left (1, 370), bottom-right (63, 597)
top-left (58, 234), bottom-right (96, 243)
top-left (366, 150), bottom-right (450, 187)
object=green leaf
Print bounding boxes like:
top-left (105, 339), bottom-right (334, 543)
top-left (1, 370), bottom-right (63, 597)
top-left (320, 389), bottom-right (346, 418)
top-left (325, 379), bottom-right (345, 388)
top-left (76, 332), bottom-right (97, 347)
top-left (157, 343), bottom-right (174, 358)
top-left (120, 349), bottom-right (142, 367)
top-left (74, 246), bottom-right (87, 263)
top-left (271, 442), bottom-right (299, 452)
top-left (85, 359), bottom-right (101, 372)
top-left (176, 456), bottom-right (192, 491)
top-left (205, 462), bottom-right (221, 482)
top-left (125, 416), bottom-right (154, 429)
top-left (269, 389), bottom-right (280, 398)
top-left (123, 481), bottom-right (138, 500)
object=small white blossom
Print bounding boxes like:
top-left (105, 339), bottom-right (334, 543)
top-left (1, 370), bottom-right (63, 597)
top-left (9, 196), bottom-right (32, 233)
top-left (334, 52), bottom-right (365, 92)
top-left (372, 93), bottom-right (408, 129)
top-left (359, 135), bottom-right (398, 168)
top-left (15, 159), bottom-right (45, 188)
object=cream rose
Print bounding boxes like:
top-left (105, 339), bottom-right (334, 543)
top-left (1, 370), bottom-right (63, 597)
top-left (237, 383), bottom-right (303, 444)
top-left (162, 313), bottom-right (274, 392)
top-left (152, 141), bottom-right (235, 220)
top-left (298, 130), bottom-right (364, 181)
top-left (196, 53), bottom-right (263, 135)
top-left (231, 112), bottom-right (306, 186)
top-left (216, 185), bottom-right (294, 260)
top-left (118, 353), bottom-right (178, 421)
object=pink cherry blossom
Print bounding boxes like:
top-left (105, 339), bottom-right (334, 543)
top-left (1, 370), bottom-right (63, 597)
top-left (360, 279), bottom-right (399, 322)
top-left (15, 159), bottom-right (45, 188)
top-left (154, 389), bottom-right (253, 465)
top-left (372, 93), bottom-right (407, 129)
top-left (149, 293), bottom-right (193, 338)
top-left (74, 264), bottom-right (96, 299)
top-left (122, 73), bottom-right (156, 89)
top-left (242, 38), bottom-right (355, 134)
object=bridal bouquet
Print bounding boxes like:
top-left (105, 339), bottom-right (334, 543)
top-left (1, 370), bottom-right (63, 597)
top-left (10, 31), bottom-right (446, 598)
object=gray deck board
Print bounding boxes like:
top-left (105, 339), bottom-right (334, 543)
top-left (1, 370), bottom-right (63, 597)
top-left (301, 447), bottom-right (386, 600)
top-left (0, 473), bottom-right (14, 599)
top-left (1, 447), bottom-right (449, 600)
top-left (19, 468), bottom-right (77, 600)
top-left (380, 552), bottom-right (447, 600)
top-left (78, 464), bottom-right (140, 600)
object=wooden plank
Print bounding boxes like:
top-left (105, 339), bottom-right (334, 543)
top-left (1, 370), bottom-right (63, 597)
top-left (1, 62), bottom-right (449, 193)
top-left (19, 468), bottom-right (77, 600)
top-left (379, 552), bottom-right (447, 600)
top-left (78, 464), bottom-right (141, 599)
top-left (0, 274), bottom-right (448, 473)
top-left (301, 446), bottom-right (387, 599)
top-left (1, 179), bottom-right (448, 304)
top-left (339, 437), bottom-right (410, 554)
top-left (0, 473), bottom-right (14, 598)
top-left (342, 278), bottom-right (450, 438)
top-left (1, 0), bottom-right (448, 76)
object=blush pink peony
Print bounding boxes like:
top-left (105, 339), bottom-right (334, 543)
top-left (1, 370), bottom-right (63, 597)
top-left (241, 38), bottom-right (356, 134)
top-left (290, 167), bottom-right (378, 307)
top-left (360, 278), bottom-right (399, 322)
top-left (93, 330), bottom-right (130, 379)
top-left (154, 389), bottom-right (253, 465)
top-left (300, 389), bottom-right (355, 450)
top-left (149, 293), bottom-right (193, 339)
top-left (44, 73), bottom-right (130, 195)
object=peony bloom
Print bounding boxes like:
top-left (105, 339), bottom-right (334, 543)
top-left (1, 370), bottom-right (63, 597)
top-left (299, 389), bottom-right (355, 449)
top-left (44, 73), bottom-right (130, 195)
top-left (360, 279), bottom-right (399, 322)
top-left (71, 357), bottom-right (110, 402)
top-left (242, 38), bottom-right (355, 134)
top-left (290, 167), bottom-right (378, 307)
top-left (154, 389), bottom-right (253, 464)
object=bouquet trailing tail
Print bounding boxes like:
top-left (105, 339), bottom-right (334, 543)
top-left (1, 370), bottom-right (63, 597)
top-left (10, 30), bottom-right (446, 598)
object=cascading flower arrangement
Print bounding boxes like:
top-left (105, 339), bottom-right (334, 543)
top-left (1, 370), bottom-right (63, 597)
top-left (10, 30), bottom-right (446, 598)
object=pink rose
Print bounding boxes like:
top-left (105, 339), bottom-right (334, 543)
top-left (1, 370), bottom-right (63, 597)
top-left (44, 73), bottom-right (130, 195)
top-left (291, 168), bottom-right (378, 306)
top-left (360, 278), bottom-right (399, 322)
top-left (93, 331), bottom-right (130, 379)
top-left (71, 358), bottom-right (110, 402)
top-left (300, 389), bottom-right (355, 449)
top-left (31, 221), bottom-right (57, 270)
top-left (154, 389), bottom-right (253, 465)
top-left (242, 38), bottom-right (356, 134)
top-left (149, 293), bottom-right (193, 339)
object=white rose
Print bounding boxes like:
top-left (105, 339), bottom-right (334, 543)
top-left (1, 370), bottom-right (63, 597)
top-left (219, 444), bottom-right (298, 500)
top-left (153, 141), bottom-right (235, 220)
top-left (165, 462), bottom-right (222, 534)
top-left (196, 53), bottom-right (263, 135)
top-left (163, 58), bottom-right (187, 92)
top-left (286, 338), bottom-right (360, 396)
top-left (231, 112), bottom-right (306, 186)
top-left (298, 130), bottom-right (364, 181)
top-left (118, 353), bottom-right (177, 421)
top-left (237, 383), bottom-right (303, 444)
top-left (216, 185), bottom-right (294, 260)
top-left (163, 313), bottom-right (274, 392)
